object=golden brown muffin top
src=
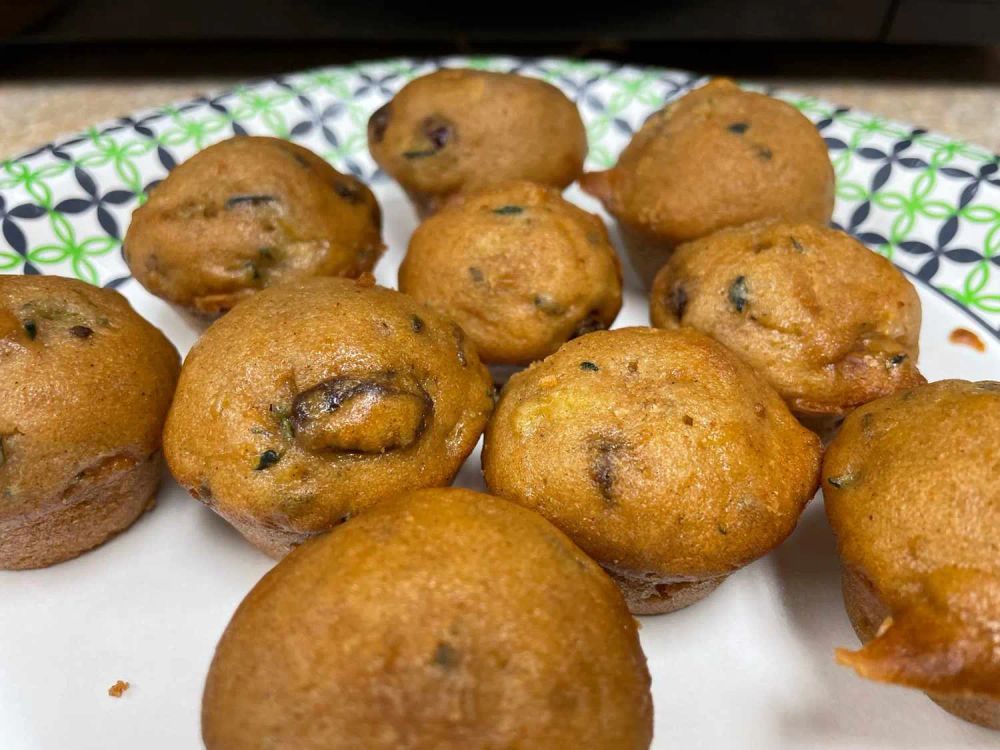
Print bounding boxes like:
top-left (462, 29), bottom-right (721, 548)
top-left (399, 181), bottom-right (623, 365)
top-left (164, 277), bottom-right (494, 542)
top-left (124, 136), bottom-right (384, 317)
top-left (0, 274), bottom-right (179, 520)
top-left (368, 69), bottom-right (587, 206)
top-left (650, 221), bottom-right (925, 418)
top-left (580, 78), bottom-right (834, 246)
top-left (824, 380), bottom-right (1000, 700)
top-left (483, 326), bottom-right (821, 580)
top-left (202, 487), bottom-right (653, 750)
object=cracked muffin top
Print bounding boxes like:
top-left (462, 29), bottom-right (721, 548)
top-left (398, 181), bottom-right (622, 366)
top-left (124, 136), bottom-right (384, 317)
top-left (367, 69), bottom-right (587, 216)
top-left (650, 220), bottom-right (924, 420)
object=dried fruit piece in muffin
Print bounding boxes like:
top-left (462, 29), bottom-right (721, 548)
top-left (483, 326), bottom-right (821, 614)
top-left (124, 136), bottom-right (384, 317)
top-left (581, 78), bottom-right (834, 285)
top-left (203, 488), bottom-right (653, 749)
top-left (399, 181), bottom-right (622, 366)
top-left (368, 69), bottom-right (587, 217)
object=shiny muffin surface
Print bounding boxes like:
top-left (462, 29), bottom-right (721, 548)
top-left (581, 78), bottom-right (834, 284)
top-left (368, 69), bottom-right (587, 216)
top-left (164, 277), bottom-right (494, 557)
top-left (824, 380), bottom-right (1000, 727)
top-left (650, 220), bottom-right (924, 422)
top-left (125, 136), bottom-right (384, 317)
top-left (399, 181), bottom-right (622, 365)
top-left (483, 326), bottom-right (821, 613)
top-left (203, 487), bottom-right (653, 750)
top-left (0, 274), bottom-right (179, 569)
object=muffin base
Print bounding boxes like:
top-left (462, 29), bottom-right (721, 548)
top-left (403, 187), bottom-right (446, 220)
top-left (842, 565), bottom-right (1000, 730)
top-left (606, 568), bottom-right (726, 615)
top-left (0, 452), bottom-right (162, 570)
top-left (795, 412), bottom-right (845, 444)
top-left (214, 508), bottom-right (325, 560)
top-left (618, 222), bottom-right (677, 290)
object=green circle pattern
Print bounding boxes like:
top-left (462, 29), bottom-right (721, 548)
top-left (0, 56), bottom-right (997, 336)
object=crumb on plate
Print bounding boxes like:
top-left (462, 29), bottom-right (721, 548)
top-left (108, 680), bottom-right (130, 698)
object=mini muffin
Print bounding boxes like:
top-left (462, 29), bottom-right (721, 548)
top-left (398, 181), bottom-right (622, 366)
top-left (368, 68), bottom-right (587, 217)
top-left (203, 487), bottom-right (653, 750)
top-left (824, 380), bottom-right (1000, 730)
top-left (581, 78), bottom-right (835, 286)
top-left (124, 136), bottom-right (384, 317)
top-left (163, 277), bottom-right (494, 558)
top-left (483, 327), bottom-right (821, 614)
top-left (650, 221), bottom-right (924, 431)
top-left (0, 275), bottom-right (179, 569)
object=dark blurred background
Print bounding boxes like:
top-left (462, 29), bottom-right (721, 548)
top-left (0, 0), bottom-right (997, 156)
top-left (3, 0), bottom-right (998, 45)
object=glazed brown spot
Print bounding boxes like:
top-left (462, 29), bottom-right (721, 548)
top-left (790, 237), bottom-right (805, 252)
top-left (572, 313), bottom-right (605, 338)
top-left (728, 276), bottom-right (749, 312)
top-left (23, 320), bottom-right (37, 340)
top-left (452, 325), bottom-right (468, 367)
top-left (433, 642), bottom-right (460, 670)
top-left (827, 473), bottom-right (859, 489)
top-left (292, 374), bottom-right (432, 454)
top-left (669, 284), bottom-right (688, 320)
top-left (949, 327), bottom-right (986, 352)
top-left (533, 294), bottom-right (564, 316)
top-left (717, 523), bottom-right (729, 535)
top-left (627, 361), bottom-right (639, 374)
top-left (753, 402), bottom-right (766, 418)
top-left (579, 361), bottom-right (599, 372)
top-left (468, 266), bottom-right (485, 284)
top-left (368, 103), bottom-right (391, 143)
top-left (754, 145), bottom-right (773, 161)
top-left (69, 325), bottom-right (93, 339)
top-left (225, 194), bottom-right (278, 210)
top-left (410, 314), bottom-right (425, 333)
top-left (727, 122), bottom-right (749, 134)
top-left (333, 181), bottom-right (363, 204)
top-left (682, 414), bottom-right (694, 426)
top-left (861, 412), bottom-right (875, 438)
top-left (589, 438), bottom-right (622, 506)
